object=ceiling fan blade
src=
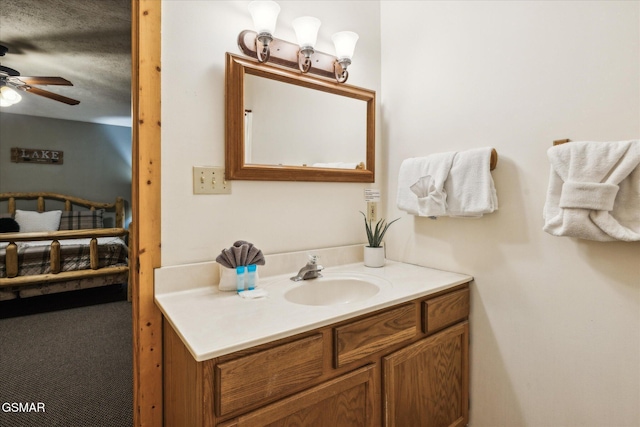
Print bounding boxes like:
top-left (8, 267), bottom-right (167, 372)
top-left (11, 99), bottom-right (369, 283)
top-left (22, 86), bottom-right (80, 105)
top-left (17, 76), bottom-right (74, 86)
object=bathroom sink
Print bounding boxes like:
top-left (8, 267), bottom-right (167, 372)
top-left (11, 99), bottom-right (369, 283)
top-left (284, 273), bottom-right (385, 306)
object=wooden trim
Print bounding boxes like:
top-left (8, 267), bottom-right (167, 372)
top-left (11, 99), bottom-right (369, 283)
top-left (132, 0), bottom-right (163, 426)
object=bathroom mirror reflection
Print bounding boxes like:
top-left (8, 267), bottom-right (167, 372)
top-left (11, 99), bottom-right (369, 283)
top-left (225, 53), bottom-right (375, 182)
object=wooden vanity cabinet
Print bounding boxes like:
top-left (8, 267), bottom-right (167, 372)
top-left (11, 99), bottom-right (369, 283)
top-left (163, 283), bottom-right (470, 427)
top-left (383, 321), bottom-right (469, 427)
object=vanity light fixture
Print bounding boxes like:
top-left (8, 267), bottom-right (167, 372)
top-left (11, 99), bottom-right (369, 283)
top-left (241, 1), bottom-right (359, 83)
top-left (332, 31), bottom-right (359, 83)
top-left (248, 0), bottom-right (281, 63)
top-left (292, 16), bottom-right (321, 73)
top-left (0, 85), bottom-right (22, 107)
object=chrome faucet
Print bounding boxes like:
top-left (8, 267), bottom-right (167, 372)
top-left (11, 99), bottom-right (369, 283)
top-left (290, 255), bottom-right (324, 281)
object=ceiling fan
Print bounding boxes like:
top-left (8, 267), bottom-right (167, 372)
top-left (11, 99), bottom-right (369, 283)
top-left (0, 44), bottom-right (80, 107)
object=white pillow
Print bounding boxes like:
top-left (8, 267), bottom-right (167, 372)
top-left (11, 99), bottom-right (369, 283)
top-left (15, 210), bottom-right (63, 233)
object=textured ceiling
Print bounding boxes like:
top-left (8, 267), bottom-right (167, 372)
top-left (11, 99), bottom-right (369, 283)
top-left (0, 0), bottom-right (132, 127)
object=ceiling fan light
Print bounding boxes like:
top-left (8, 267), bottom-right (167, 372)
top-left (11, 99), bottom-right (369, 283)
top-left (0, 86), bottom-right (22, 106)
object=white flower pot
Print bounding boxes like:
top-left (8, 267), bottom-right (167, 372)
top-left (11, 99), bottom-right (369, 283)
top-left (364, 246), bottom-right (385, 268)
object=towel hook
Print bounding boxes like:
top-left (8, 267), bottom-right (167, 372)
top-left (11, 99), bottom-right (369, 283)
top-left (553, 138), bottom-right (571, 146)
top-left (490, 148), bottom-right (498, 171)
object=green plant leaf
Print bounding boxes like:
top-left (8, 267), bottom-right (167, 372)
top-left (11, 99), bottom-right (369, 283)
top-left (360, 212), bottom-right (399, 247)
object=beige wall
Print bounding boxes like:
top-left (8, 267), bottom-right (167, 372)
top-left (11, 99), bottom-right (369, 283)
top-left (161, 0), bottom-right (382, 266)
top-left (381, 1), bottom-right (639, 426)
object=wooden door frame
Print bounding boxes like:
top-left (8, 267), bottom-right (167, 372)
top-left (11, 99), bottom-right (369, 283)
top-left (132, 1), bottom-right (163, 426)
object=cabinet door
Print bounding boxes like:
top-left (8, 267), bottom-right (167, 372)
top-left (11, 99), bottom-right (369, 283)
top-left (383, 322), bottom-right (469, 427)
top-left (231, 364), bottom-right (376, 427)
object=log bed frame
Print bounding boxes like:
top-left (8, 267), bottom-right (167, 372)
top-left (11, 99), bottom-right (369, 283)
top-left (0, 192), bottom-right (130, 295)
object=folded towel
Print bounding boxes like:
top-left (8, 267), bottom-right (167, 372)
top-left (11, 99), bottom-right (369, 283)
top-left (216, 240), bottom-right (266, 268)
top-left (543, 140), bottom-right (640, 241)
top-left (444, 147), bottom-right (498, 217)
top-left (312, 162), bottom-right (359, 169)
top-left (397, 152), bottom-right (456, 217)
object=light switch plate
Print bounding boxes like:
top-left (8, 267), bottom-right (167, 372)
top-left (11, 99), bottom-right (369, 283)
top-left (193, 166), bottom-right (232, 194)
top-left (367, 201), bottom-right (377, 223)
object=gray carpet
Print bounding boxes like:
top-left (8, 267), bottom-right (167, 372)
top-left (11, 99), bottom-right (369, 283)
top-left (0, 293), bottom-right (132, 426)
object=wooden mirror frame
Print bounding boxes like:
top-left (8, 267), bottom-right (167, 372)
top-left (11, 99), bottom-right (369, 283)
top-left (225, 53), bottom-right (376, 183)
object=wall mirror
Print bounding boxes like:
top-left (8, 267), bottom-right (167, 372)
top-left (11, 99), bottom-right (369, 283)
top-left (225, 53), bottom-right (375, 182)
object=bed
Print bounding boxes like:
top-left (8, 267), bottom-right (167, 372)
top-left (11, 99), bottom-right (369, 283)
top-left (0, 192), bottom-right (130, 301)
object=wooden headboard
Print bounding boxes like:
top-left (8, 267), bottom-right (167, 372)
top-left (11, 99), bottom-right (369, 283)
top-left (0, 192), bottom-right (125, 228)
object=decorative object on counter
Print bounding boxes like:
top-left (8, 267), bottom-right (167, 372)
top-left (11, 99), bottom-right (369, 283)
top-left (236, 266), bottom-right (246, 293)
top-left (543, 139), bottom-right (640, 242)
top-left (397, 147), bottom-right (498, 218)
top-left (247, 264), bottom-right (257, 290)
top-left (216, 240), bottom-right (266, 291)
top-left (361, 212), bottom-right (399, 268)
top-left (216, 240), bottom-right (266, 268)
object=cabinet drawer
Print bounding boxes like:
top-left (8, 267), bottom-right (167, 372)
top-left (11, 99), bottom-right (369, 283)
top-left (229, 365), bottom-right (376, 427)
top-left (216, 334), bottom-right (324, 417)
top-left (334, 303), bottom-right (417, 368)
top-left (423, 288), bottom-right (469, 334)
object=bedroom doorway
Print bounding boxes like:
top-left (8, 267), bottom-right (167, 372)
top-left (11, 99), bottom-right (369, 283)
top-left (0, 0), bottom-right (141, 425)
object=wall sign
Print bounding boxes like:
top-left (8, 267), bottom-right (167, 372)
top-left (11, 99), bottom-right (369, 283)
top-left (11, 147), bottom-right (64, 165)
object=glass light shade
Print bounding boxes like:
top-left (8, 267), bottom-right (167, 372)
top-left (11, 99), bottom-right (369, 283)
top-left (248, 0), bottom-right (280, 35)
top-left (0, 86), bottom-right (22, 106)
top-left (331, 31), bottom-right (359, 60)
top-left (292, 16), bottom-right (321, 49)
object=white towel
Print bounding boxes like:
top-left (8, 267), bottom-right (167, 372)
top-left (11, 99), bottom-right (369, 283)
top-left (444, 147), bottom-right (499, 217)
top-left (543, 140), bottom-right (640, 241)
top-left (312, 162), bottom-right (359, 169)
top-left (397, 152), bottom-right (456, 217)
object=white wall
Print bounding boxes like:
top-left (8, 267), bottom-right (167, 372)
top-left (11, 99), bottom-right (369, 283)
top-left (161, 1), bottom-right (382, 265)
top-left (381, 1), bottom-right (639, 426)
top-left (0, 113), bottom-right (132, 226)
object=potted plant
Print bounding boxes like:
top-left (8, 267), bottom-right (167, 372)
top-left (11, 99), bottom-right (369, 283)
top-left (361, 212), bottom-right (400, 267)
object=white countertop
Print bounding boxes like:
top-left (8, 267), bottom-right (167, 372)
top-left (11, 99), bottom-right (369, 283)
top-left (155, 260), bottom-right (473, 362)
